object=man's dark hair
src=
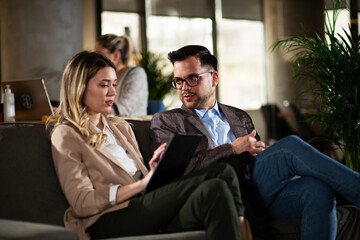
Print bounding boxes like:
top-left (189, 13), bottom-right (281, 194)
top-left (167, 45), bottom-right (218, 71)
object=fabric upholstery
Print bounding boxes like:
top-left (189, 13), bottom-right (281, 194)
top-left (1, 121), bottom-right (359, 240)
top-left (0, 123), bottom-right (68, 226)
top-left (0, 219), bottom-right (77, 240)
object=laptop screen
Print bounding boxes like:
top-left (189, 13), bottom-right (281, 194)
top-left (1, 78), bottom-right (53, 121)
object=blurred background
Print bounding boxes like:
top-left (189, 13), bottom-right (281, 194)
top-left (0, 0), bottom-right (357, 144)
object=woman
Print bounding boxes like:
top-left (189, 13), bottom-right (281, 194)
top-left (47, 51), bottom-right (248, 240)
top-left (95, 34), bottom-right (148, 116)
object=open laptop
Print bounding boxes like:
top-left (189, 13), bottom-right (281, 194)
top-left (144, 132), bottom-right (202, 193)
top-left (1, 78), bottom-right (53, 121)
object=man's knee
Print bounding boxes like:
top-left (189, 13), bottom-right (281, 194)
top-left (299, 177), bottom-right (335, 211)
top-left (282, 135), bottom-right (303, 145)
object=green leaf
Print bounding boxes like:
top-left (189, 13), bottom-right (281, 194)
top-left (137, 49), bottom-right (174, 101)
top-left (272, 0), bottom-right (360, 171)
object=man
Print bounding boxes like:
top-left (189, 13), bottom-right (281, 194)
top-left (150, 45), bottom-right (360, 240)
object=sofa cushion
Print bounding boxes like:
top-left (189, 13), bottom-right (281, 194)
top-left (0, 123), bottom-right (68, 226)
top-left (0, 219), bottom-right (77, 240)
top-left (126, 119), bottom-right (152, 166)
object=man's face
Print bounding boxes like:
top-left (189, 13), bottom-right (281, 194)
top-left (173, 56), bottom-right (218, 109)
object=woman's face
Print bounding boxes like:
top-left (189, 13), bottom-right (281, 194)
top-left (94, 42), bottom-right (117, 65)
top-left (83, 66), bottom-right (117, 116)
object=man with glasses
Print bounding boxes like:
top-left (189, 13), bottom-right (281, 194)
top-left (150, 45), bottom-right (360, 239)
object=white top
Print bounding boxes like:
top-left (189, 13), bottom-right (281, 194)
top-left (114, 66), bottom-right (149, 116)
top-left (91, 116), bottom-right (142, 204)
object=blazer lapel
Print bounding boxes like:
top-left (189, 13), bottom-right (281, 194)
top-left (219, 103), bottom-right (249, 138)
top-left (108, 121), bottom-right (149, 176)
top-left (182, 105), bottom-right (215, 148)
top-left (95, 147), bottom-right (136, 182)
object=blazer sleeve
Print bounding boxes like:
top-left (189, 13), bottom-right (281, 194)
top-left (150, 112), bottom-right (235, 174)
top-left (51, 125), bottom-right (112, 218)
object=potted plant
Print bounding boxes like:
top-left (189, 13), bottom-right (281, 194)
top-left (273, 0), bottom-right (360, 171)
top-left (137, 48), bottom-right (173, 101)
top-left (136, 49), bottom-right (174, 114)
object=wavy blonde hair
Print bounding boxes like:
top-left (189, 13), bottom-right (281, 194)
top-left (47, 51), bottom-right (117, 148)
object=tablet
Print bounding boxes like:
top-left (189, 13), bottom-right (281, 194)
top-left (144, 132), bottom-right (202, 193)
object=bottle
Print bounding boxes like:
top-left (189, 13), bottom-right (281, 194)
top-left (3, 85), bottom-right (15, 122)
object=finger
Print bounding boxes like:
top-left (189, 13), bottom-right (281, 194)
top-left (255, 141), bottom-right (266, 148)
top-left (153, 143), bottom-right (167, 156)
top-left (250, 145), bottom-right (265, 156)
top-left (249, 129), bottom-right (256, 138)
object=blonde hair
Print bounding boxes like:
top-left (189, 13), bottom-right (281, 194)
top-left (96, 34), bottom-right (132, 66)
top-left (47, 51), bottom-right (117, 148)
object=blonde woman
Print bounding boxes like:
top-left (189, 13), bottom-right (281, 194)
top-left (47, 51), bottom-right (248, 240)
top-left (95, 34), bottom-right (148, 116)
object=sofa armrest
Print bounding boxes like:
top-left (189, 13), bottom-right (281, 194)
top-left (0, 219), bottom-right (77, 240)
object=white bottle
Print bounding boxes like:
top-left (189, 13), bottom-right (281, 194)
top-left (3, 85), bottom-right (15, 122)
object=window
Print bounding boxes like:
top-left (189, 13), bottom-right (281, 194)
top-left (147, 16), bottom-right (213, 108)
top-left (100, 0), bottom-right (267, 110)
top-left (101, 11), bottom-right (141, 54)
top-left (325, 9), bottom-right (351, 43)
top-left (147, 16), bottom-right (213, 58)
top-left (217, 19), bottom-right (266, 109)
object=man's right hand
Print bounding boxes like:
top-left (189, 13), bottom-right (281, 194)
top-left (230, 130), bottom-right (266, 156)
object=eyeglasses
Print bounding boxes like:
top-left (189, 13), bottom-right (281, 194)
top-left (171, 72), bottom-right (213, 89)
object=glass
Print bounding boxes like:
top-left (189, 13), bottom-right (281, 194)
top-left (147, 16), bottom-right (213, 108)
top-left (101, 12), bottom-right (140, 55)
top-left (171, 72), bottom-right (212, 89)
top-left (325, 9), bottom-right (350, 44)
top-left (217, 18), bottom-right (266, 110)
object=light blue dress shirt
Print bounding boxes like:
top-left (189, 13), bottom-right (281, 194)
top-left (195, 101), bottom-right (236, 147)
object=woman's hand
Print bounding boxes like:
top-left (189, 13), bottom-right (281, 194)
top-left (115, 143), bottom-right (168, 204)
top-left (140, 143), bottom-right (168, 186)
top-left (148, 142), bottom-right (167, 171)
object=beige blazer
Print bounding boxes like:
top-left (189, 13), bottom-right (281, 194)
top-left (51, 117), bottom-right (149, 240)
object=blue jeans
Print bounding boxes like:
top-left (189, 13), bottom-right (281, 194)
top-left (252, 135), bottom-right (360, 240)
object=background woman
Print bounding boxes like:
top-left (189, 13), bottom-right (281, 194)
top-left (47, 51), bottom-right (248, 240)
top-left (95, 34), bottom-right (148, 116)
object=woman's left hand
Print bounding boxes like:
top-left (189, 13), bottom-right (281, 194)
top-left (148, 143), bottom-right (167, 171)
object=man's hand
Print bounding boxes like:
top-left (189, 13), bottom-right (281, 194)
top-left (230, 130), bottom-right (266, 156)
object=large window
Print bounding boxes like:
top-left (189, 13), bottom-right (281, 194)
top-left (325, 9), bottom-right (351, 43)
top-left (147, 16), bottom-right (213, 59)
top-left (100, 0), bottom-right (267, 110)
top-left (147, 16), bottom-right (213, 108)
top-left (217, 19), bottom-right (266, 109)
top-left (101, 11), bottom-right (141, 56)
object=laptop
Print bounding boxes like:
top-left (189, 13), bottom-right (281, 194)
top-left (1, 78), bottom-right (53, 121)
top-left (144, 132), bottom-right (202, 193)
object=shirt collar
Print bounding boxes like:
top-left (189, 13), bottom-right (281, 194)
top-left (194, 101), bottom-right (221, 120)
top-left (90, 115), bottom-right (111, 133)
top-left (101, 115), bottom-right (111, 131)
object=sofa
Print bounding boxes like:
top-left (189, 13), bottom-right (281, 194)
top-left (0, 120), bottom-right (359, 240)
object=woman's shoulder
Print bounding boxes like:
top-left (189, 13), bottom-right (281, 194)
top-left (51, 123), bottom-right (81, 140)
top-left (127, 66), bottom-right (146, 77)
top-left (107, 116), bottom-right (131, 129)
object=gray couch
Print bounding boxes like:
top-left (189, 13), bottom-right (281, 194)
top-left (0, 120), bottom-right (359, 240)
